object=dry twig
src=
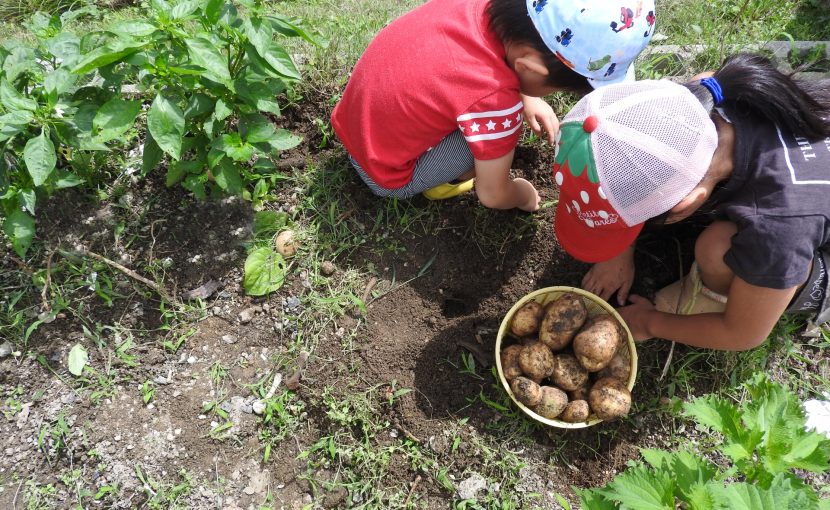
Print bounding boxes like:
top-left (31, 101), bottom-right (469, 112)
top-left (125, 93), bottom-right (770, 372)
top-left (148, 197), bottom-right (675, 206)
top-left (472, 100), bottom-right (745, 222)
top-left (404, 475), bottom-right (422, 507)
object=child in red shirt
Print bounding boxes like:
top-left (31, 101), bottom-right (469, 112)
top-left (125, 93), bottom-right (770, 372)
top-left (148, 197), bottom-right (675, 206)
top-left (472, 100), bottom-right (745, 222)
top-left (331, 0), bottom-right (656, 210)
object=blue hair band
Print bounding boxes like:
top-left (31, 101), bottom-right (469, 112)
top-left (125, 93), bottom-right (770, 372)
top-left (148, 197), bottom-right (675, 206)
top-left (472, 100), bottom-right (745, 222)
top-left (700, 77), bottom-right (724, 106)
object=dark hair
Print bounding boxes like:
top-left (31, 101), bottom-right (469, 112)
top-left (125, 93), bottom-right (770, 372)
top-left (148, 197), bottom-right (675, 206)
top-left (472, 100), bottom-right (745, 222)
top-left (486, 0), bottom-right (591, 93)
top-left (685, 53), bottom-right (830, 139)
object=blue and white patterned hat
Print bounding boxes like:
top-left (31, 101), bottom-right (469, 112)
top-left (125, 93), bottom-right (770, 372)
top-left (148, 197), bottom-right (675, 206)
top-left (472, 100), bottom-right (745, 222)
top-left (526, 0), bottom-right (656, 88)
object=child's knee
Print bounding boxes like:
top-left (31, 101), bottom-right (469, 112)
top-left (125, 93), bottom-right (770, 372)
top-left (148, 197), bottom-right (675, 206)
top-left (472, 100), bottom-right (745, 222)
top-left (694, 221), bottom-right (738, 273)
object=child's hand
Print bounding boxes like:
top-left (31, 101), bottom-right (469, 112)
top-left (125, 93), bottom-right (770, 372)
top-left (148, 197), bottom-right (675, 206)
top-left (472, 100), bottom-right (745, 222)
top-left (617, 295), bottom-right (655, 341)
top-left (521, 95), bottom-right (559, 144)
top-left (581, 246), bottom-right (635, 304)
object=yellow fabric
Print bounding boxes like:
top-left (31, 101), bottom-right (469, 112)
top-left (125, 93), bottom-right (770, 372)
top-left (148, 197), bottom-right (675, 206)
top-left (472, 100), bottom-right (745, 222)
top-left (422, 178), bottom-right (475, 200)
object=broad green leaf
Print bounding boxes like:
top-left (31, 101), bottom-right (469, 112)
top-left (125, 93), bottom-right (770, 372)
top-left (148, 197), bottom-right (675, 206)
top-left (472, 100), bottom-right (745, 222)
top-left (93, 98), bottom-right (142, 142)
top-left (577, 489), bottom-right (617, 510)
top-left (212, 159), bottom-right (242, 194)
top-left (215, 133), bottom-right (254, 162)
top-left (43, 69), bottom-right (77, 106)
top-left (185, 37), bottom-right (231, 83)
top-left (685, 481), bottom-right (719, 510)
top-left (207, 146), bottom-right (224, 168)
top-left (184, 93), bottom-right (214, 119)
top-left (269, 129), bottom-right (302, 151)
top-left (67, 343), bottom-right (88, 376)
top-left (1, 79), bottom-right (38, 111)
top-left (166, 160), bottom-right (200, 186)
top-left (182, 173), bottom-right (207, 199)
top-left (0, 110), bottom-right (34, 141)
top-left (110, 21), bottom-right (158, 37)
top-left (235, 77), bottom-right (282, 115)
top-left (783, 431), bottom-right (830, 472)
top-left (204, 0), bottom-right (224, 23)
top-left (24, 130), bottom-right (57, 186)
top-left (213, 99), bottom-right (232, 121)
top-left (72, 39), bottom-right (145, 74)
top-left (52, 170), bottom-right (85, 189)
top-left (170, 0), bottom-right (202, 19)
top-left (142, 132), bottom-right (164, 176)
top-left (240, 113), bottom-right (276, 143)
top-left (45, 32), bottom-right (81, 65)
top-left (243, 246), bottom-right (286, 296)
top-left (19, 189), bottom-right (36, 214)
top-left (147, 95), bottom-right (185, 160)
top-left (244, 19), bottom-right (300, 80)
top-left (684, 396), bottom-right (755, 461)
top-left (267, 14), bottom-right (326, 47)
top-left (596, 465), bottom-right (674, 510)
top-left (3, 209), bottom-right (34, 257)
top-left (3, 46), bottom-right (37, 83)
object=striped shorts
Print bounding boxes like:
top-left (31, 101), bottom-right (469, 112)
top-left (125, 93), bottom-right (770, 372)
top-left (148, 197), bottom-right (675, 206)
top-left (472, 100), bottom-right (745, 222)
top-left (349, 130), bottom-right (474, 199)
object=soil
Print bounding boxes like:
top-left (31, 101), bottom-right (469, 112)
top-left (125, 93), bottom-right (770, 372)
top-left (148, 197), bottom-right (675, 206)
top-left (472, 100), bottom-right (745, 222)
top-left (0, 88), bottom-right (796, 510)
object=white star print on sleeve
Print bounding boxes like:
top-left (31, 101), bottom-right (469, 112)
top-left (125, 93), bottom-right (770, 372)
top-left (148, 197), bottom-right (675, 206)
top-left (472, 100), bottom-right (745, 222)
top-left (456, 101), bottom-right (523, 142)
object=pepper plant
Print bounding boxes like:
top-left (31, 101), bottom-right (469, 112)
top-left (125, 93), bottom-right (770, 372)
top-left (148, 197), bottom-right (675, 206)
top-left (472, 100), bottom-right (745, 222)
top-left (0, 0), bottom-right (319, 257)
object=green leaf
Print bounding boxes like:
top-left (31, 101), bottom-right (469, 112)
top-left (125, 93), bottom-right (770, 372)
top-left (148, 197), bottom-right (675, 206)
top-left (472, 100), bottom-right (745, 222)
top-left (0, 110), bottom-right (34, 141)
top-left (269, 129), bottom-right (302, 151)
top-left (685, 481), bottom-right (719, 510)
top-left (240, 113), bottom-right (276, 143)
top-left (212, 159), bottom-right (242, 194)
top-left (244, 19), bottom-right (300, 80)
top-left (43, 69), bottom-right (77, 106)
top-left (204, 0), bottom-right (224, 23)
top-left (170, 0), bottom-right (202, 19)
top-left (147, 95), bottom-right (185, 160)
top-left (596, 464), bottom-right (675, 510)
top-left (684, 396), bottom-right (756, 464)
top-left (215, 133), bottom-right (254, 162)
top-left (184, 93), bottom-right (214, 119)
top-left (3, 46), bottom-right (37, 82)
top-left (110, 21), bottom-right (158, 37)
top-left (24, 130), bottom-right (57, 187)
top-left (235, 77), bottom-right (283, 115)
top-left (142, 132), bottom-right (164, 175)
top-left (213, 99), bottom-right (232, 121)
top-left (185, 37), bottom-right (231, 84)
top-left (182, 173), bottom-right (207, 199)
top-left (45, 32), bottom-right (81, 66)
top-left (67, 343), bottom-right (88, 376)
top-left (3, 209), bottom-right (35, 257)
top-left (19, 189), bottom-right (36, 214)
top-left (166, 160), bottom-right (200, 186)
top-left (93, 98), bottom-right (142, 142)
top-left (243, 246), bottom-right (286, 296)
top-left (267, 14), bottom-right (326, 47)
top-left (577, 489), bottom-right (617, 510)
top-left (1, 79), bottom-right (38, 111)
top-left (52, 170), bottom-right (84, 189)
top-left (72, 39), bottom-right (145, 74)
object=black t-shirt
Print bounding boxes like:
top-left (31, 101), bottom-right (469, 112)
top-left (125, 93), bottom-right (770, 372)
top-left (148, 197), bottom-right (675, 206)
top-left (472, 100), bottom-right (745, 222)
top-left (711, 109), bottom-right (830, 289)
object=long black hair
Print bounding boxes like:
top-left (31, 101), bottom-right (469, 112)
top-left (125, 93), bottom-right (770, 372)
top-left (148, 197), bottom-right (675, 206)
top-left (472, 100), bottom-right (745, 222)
top-left (685, 53), bottom-right (830, 139)
top-left (487, 0), bottom-right (591, 93)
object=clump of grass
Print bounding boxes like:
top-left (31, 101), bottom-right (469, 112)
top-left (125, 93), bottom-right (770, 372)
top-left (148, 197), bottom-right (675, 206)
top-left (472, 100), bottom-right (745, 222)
top-left (0, 0), bottom-right (83, 21)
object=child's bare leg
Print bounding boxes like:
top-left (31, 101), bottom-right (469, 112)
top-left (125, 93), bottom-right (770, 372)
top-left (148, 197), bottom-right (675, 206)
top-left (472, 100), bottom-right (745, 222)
top-left (694, 220), bottom-right (738, 295)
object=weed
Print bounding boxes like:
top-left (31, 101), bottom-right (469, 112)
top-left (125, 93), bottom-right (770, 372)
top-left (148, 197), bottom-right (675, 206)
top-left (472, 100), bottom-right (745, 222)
top-left (141, 380), bottom-right (155, 404)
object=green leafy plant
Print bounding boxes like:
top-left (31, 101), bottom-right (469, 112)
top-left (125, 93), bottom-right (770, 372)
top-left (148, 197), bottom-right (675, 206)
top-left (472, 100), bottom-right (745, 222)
top-left (1, 0), bottom-right (320, 257)
top-left (243, 209), bottom-right (290, 295)
top-left (579, 374), bottom-right (830, 509)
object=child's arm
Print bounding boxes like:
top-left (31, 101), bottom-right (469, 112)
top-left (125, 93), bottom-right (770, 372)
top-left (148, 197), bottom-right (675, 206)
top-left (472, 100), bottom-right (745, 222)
top-left (620, 277), bottom-right (798, 351)
top-left (473, 149), bottom-right (540, 211)
top-left (582, 246), bottom-right (636, 304)
top-left (521, 94), bottom-right (559, 144)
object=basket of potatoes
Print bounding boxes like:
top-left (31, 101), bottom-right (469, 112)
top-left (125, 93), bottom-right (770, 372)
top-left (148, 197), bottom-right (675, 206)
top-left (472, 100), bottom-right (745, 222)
top-left (496, 287), bottom-right (637, 429)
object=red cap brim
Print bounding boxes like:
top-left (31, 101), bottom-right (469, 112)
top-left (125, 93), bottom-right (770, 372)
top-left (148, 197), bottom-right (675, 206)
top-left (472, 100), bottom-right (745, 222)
top-left (554, 199), bottom-right (643, 263)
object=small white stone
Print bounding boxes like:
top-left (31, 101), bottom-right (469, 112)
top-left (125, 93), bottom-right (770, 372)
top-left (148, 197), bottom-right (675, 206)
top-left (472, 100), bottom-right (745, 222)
top-left (252, 401), bottom-right (266, 415)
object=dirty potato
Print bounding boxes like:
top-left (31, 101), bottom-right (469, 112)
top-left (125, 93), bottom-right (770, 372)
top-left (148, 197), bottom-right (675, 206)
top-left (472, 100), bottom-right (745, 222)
top-left (551, 353), bottom-right (589, 391)
top-left (533, 386), bottom-right (568, 419)
top-left (573, 315), bottom-right (622, 372)
top-left (510, 301), bottom-right (544, 337)
top-left (518, 342), bottom-right (555, 382)
top-left (596, 350), bottom-right (631, 383)
top-left (588, 377), bottom-right (631, 420)
top-left (500, 344), bottom-right (524, 381)
top-left (511, 376), bottom-right (542, 407)
top-left (558, 400), bottom-right (590, 423)
top-left (538, 293), bottom-right (588, 350)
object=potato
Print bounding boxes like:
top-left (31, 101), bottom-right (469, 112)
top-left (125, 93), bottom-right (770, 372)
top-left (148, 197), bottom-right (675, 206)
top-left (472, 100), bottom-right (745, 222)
top-left (538, 293), bottom-right (588, 350)
top-left (275, 230), bottom-right (297, 257)
top-left (596, 350), bottom-right (631, 383)
top-left (511, 376), bottom-right (542, 407)
top-left (558, 400), bottom-right (590, 423)
top-left (533, 386), bottom-right (568, 419)
top-left (589, 377), bottom-right (631, 420)
top-left (510, 301), bottom-right (544, 337)
top-left (568, 380), bottom-right (590, 402)
top-left (573, 315), bottom-right (622, 372)
top-left (518, 342), bottom-right (555, 382)
top-left (500, 344), bottom-right (524, 381)
top-left (551, 353), bottom-right (589, 391)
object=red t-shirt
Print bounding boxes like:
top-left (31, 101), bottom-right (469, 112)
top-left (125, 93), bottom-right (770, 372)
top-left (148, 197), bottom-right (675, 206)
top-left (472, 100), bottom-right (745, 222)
top-left (331, 0), bottom-right (523, 189)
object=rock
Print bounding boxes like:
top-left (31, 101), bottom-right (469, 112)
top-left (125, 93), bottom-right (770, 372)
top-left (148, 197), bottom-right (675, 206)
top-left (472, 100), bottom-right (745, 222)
top-left (242, 486), bottom-right (256, 496)
top-left (456, 473), bottom-right (487, 500)
top-left (0, 341), bottom-right (12, 358)
top-left (239, 306), bottom-right (260, 324)
top-left (320, 261), bottom-right (336, 276)
top-left (252, 401), bottom-right (266, 415)
top-left (322, 486), bottom-right (348, 508)
top-left (222, 335), bottom-right (237, 344)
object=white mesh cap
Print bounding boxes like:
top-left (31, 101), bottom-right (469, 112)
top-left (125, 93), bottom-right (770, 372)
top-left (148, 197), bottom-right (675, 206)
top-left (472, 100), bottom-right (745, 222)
top-left (563, 79), bottom-right (718, 226)
top-left (552, 80), bottom-right (718, 263)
